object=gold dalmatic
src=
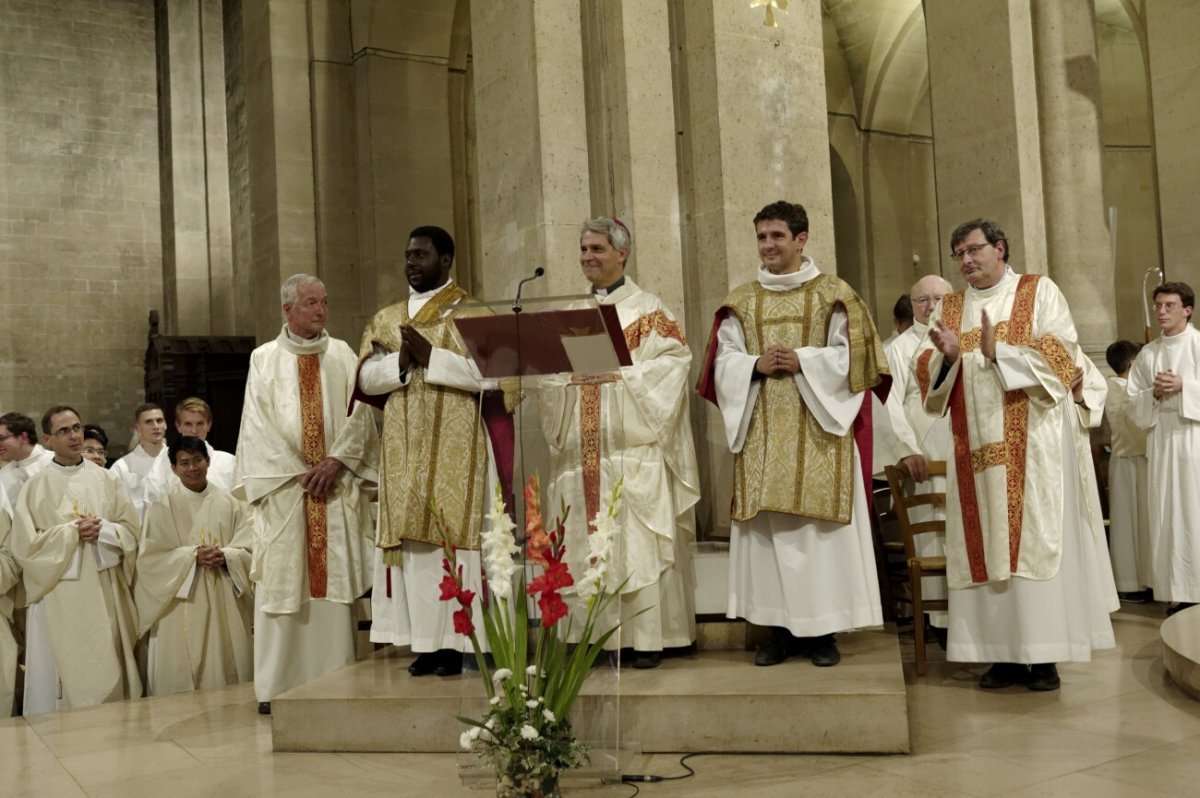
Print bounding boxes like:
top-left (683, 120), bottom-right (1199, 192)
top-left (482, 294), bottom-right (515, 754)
top-left (358, 284), bottom-right (491, 562)
top-left (725, 277), bottom-right (885, 524)
top-left (297, 353), bottom-right (328, 598)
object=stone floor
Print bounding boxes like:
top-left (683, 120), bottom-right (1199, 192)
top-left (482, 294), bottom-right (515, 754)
top-left (2, 602), bottom-right (1199, 796)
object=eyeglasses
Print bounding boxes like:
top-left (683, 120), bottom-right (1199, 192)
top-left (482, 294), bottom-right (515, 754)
top-left (951, 243), bottom-right (992, 261)
top-left (910, 295), bottom-right (943, 306)
top-left (82, 446), bottom-right (107, 456)
top-left (51, 423), bottom-right (83, 437)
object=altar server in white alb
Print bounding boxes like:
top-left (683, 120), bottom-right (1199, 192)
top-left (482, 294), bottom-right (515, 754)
top-left (137, 436), bottom-right (254, 695)
top-left (699, 200), bottom-right (888, 668)
top-left (917, 218), bottom-right (1117, 692)
top-left (236, 274), bottom-right (379, 714)
top-left (1104, 340), bottom-right (1151, 601)
top-left (12, 406), bottom-right (142, 714)
top-left (111, 403), bottom-right (169, 521)
top-left (1126, 282), bottom-right (1200, 616)
top-left (0, 412), bottom-right (54, 503)
top-left (540, 217), bottom-right (700, 669)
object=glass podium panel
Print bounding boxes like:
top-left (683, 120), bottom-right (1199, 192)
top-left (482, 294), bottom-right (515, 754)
top-left (451, 295), bottom-right (639, 789)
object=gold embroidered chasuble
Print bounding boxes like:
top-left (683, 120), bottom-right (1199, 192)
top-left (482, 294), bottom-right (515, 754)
top-left (915, 272), bottom-right (1078, 588)
top-left (722, 276), bottom-right (886, 524)
top-left (358, 283), bottom-right (492, 558)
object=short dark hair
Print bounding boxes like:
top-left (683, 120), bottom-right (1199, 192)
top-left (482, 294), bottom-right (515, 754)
top-left (409, 226), bottom-right (455, 261)
top-left (169, 435), bottom-right (210, 465)
top-left (83, 424), bottom-right (109, 448)
top-left (133, 402), bottom-right (163, 423)
top-left (0, 412), bottom-right (37, 445)
top-left (893, 294), bottom-right (913, 325)
top-left (41, 405), bottom-right (80, 435)
top-left (1154, 281), bottom-right (1195, 312)
top-left (950, 218), bottom-right (1009, 263)
top-left (753, 200), bottom-right (809, 237)
top-left (1105, 340), bottom-right (1142, 374)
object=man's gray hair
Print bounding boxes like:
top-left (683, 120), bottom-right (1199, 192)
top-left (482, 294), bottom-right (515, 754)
top-left (280, 273), bottom-right (323, 306)
top-left (580, 217), bottom-right (632, 253)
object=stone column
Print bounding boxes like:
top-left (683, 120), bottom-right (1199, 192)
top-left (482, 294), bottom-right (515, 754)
top-left (579, 0), bottom-right (686, 318)
top-left (673, 0), bottom-right (835, 535)
top-left (156, 0), bottom-right (234, 335)
top-left (241, 0), bottom-right (317, 343)
top-left (1031, 0), bottom-right (1116, 356)
top-left (470, 0), bottom-right (591, 301)
top-left (1144, 1), bottom-right (1200, 289)
top-left (924, 0), bottom-right (1048, 274)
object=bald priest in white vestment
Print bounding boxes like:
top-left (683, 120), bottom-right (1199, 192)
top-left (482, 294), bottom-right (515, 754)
top-left (137, 436), bottom-right (254, 695)
top-left (12, 405), bottom-right (142, 714)
top-left (699, 200), bottom-right (888, 668)
top-left (235, 274), bottom-right (379, 714)
top-left (917, 218), bottom-right (1116, 692)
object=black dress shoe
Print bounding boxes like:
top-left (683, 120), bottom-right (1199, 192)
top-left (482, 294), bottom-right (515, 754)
top-left (434, 649), bottom-right (464, 677)
top-left (754, 630), bottom-right (790, 666)
top-left (1027, 663), bottom-right (1060, 691)
top-left (1166, 602), bottom-right (1197, 617)
top-left (258, 702), bottom-right (271, 715)
top-left (979, 662), bottom-right (1030, 689)
top-left (408, 651), bottom-right (441, 676)
top-left (808, 634), bottom-right (841, 667)
top-left (932, 626), bottom-right (948, 650)
top-left (631, 650), bottom-right (662, 669)
top-left (1118, 589), bottom-right (1151, 604)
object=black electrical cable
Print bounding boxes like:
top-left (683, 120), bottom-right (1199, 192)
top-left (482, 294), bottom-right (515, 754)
top-left (620, 751), bottom-right (704, 784)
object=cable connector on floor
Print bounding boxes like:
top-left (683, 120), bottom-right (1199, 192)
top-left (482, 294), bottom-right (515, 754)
top-left (622, 774), bottom-right (664, 783)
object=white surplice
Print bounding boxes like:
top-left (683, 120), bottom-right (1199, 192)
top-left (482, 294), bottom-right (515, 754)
top-left (12, 459), bottom-right (142, 714)
top-left (358, 281), bottom-right (499, 654)
top-left (142, 442), bottom-right (237, 512)
top-left (1126, 324), bottom-right (1200, 602)
top-left (919, 270), bottom-right (1116, 663)
top-left (716, 261), bottom-right (883, 638)
top-left (1105, 375), bottom-right (1151, 592)
top-left (0, 445), bottom-right (53, 507)
top-left (235, 326), bottom-right (379, 701)
top-left (539, 279), bottom-right (700, 651)
top-left (112, 443), bottom-right (169, 522)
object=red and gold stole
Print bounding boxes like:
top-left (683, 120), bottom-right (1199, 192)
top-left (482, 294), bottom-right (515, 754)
top-left (297, 353), bottom-right (328, 598)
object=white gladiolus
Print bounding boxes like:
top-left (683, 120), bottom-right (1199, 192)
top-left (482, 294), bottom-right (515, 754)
top-left (482, 487), bottom-right (521, 599)
top-left (577, 497), bottom-right (619, 601)
top-left (519, 724), bottom-right (540, 741)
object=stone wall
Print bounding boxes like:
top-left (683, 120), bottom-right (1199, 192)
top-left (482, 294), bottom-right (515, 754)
top-left (0, 0), bottom-right (161, 442)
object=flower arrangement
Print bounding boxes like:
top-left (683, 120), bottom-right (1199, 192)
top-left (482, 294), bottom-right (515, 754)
top-left (437, 475), bottom-right (626, 798)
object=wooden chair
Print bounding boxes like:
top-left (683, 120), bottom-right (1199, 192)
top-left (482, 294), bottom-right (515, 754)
top-left (884, 460), bottom-right (948, 676)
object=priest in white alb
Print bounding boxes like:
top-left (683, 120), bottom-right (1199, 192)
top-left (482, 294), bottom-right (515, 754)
top-left (916, 218), bottom-right (1117, 692)
top-left (111, 403), bottom-right (169, 521)
top-left (236, 274), bottom-right (379, 714)
top-left (12, 405), bottom-right (142, 714)
top-left (1104, 340), bottom-right (1151, 600)
top-left (137, 436), bottom-right (253, 695)
top-left (539, 217), bottom-right (700, 669)
top-left (1126, 281), bottom-right (1200, 615)
top-left (699, 200), bottom-right (887, 668)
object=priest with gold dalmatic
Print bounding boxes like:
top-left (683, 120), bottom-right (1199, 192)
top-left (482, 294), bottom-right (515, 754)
top-left (539, 217), bottom-right (700, 669)
top-left (917, 219), bottom-right (1117, 692)
top-left (13, 405), bottom-right (142, 714)
top-left (138, 436), bottom-right (254, 695)
top-left (235, 274), bottom-right (379, 714)
top-left (355, 226), bottom-right (509, 678)
top-left (699, 200), bottom-right (887, 668)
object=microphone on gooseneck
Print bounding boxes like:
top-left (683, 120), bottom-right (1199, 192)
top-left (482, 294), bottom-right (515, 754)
top-left (513, 267), bottom-right (546, 313)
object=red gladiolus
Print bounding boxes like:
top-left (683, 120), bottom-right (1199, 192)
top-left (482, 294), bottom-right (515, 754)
top-left (527, 559), bottom-right (573, 596)
top-left (453, 608), bottom-right (475, 636)
top-left (457, 588), bottom-right (476, 608)
top-left (438, 574), bottom-right (460, 602)
top-left (538, 590), bottom-right (569, 628)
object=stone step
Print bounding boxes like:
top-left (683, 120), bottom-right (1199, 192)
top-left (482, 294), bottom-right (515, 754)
top-left (1162, 604), bottom-right (1200, 701)
top-left (271, 627), bottom-right (910, 755)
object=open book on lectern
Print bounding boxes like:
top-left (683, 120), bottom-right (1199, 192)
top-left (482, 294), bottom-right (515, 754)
top-left (454, 302), bottom-right (632, 378)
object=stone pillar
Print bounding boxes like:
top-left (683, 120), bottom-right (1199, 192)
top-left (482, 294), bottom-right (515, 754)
top-left (579, 0), bottom-right (686, 318)
top-left (1031, 0), bottom-right (1116, 356)
top-left (241, 0), bottom-right (317, 343)
top-left (1144, 1), bottom-right (1200, 289)
top-left (470, 0), bottom-right (591, 301)
top-left (156, 0), bottom-right (234, 335)
top-left (673, 0), bottom-right (835, 535)
top-left (924, 0), bottom-right (1048, 274)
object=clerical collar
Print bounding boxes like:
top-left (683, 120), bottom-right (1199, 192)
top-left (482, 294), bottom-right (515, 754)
top-left (1161, 324), bottom-right (1194, 341)
top-left (50, 457), bottom-right (85, 469)
top-left (409, 279), bottom-right (453, 300)
top-left (592, 276), bottom-right (626, 299)
top-left (757, 256), bottom-right (818, 291)
top-left (967, 266), bottom-right (1017, 295)
top-left (284, 326), bottom-right (328, 344)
